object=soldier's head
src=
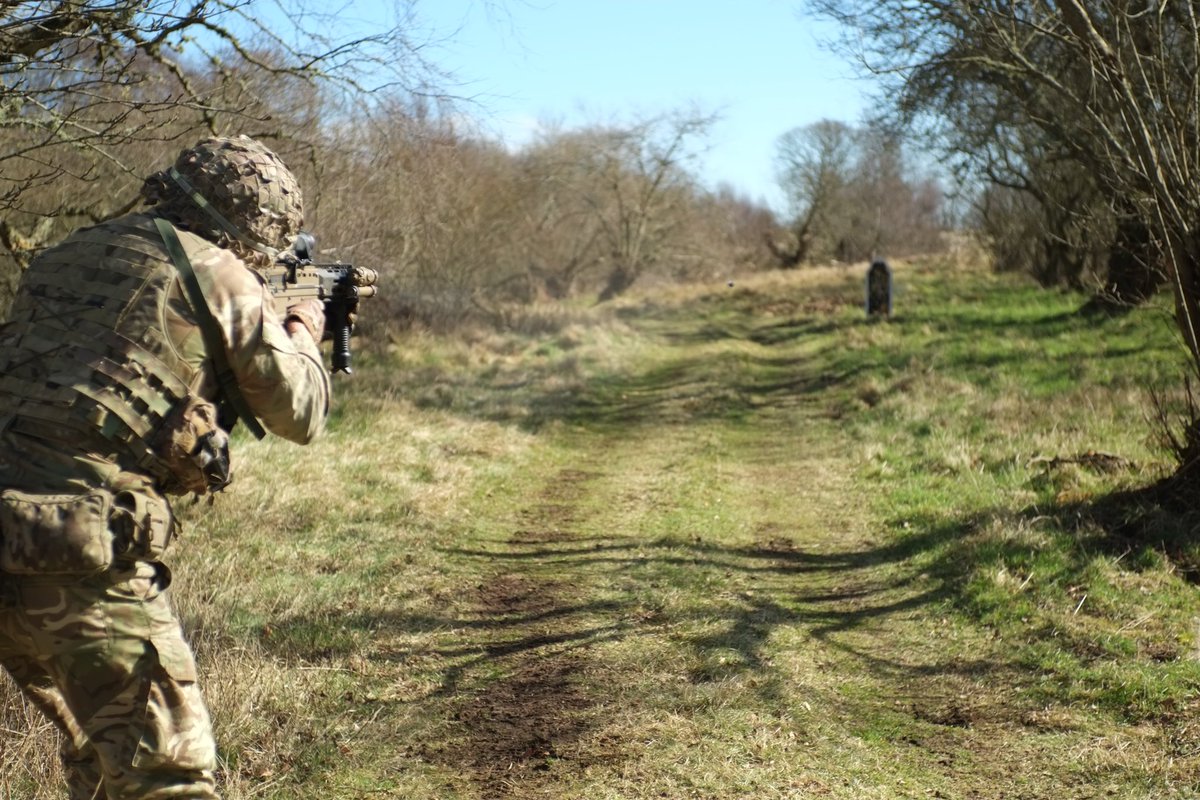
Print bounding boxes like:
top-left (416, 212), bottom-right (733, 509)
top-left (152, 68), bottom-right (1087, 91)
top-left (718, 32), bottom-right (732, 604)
top-left (141, 135), bottom-right (304, 266)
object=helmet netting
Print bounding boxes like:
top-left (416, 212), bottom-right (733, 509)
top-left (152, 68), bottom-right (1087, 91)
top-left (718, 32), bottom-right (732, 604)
top-left (141, 135), bottom-right (303, 255)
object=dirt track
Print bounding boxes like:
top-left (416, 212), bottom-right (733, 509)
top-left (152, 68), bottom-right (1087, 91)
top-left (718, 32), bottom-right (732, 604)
top-left (441, 467), bottom-right (608, 796)
top-left (385, 280), bottom-right (1194, 799)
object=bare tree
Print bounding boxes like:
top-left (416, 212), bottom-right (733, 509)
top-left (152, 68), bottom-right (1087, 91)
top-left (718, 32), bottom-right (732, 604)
top-left (487, 113), bottom-right (716, 304)
top-left (821, 1), bottom-right (1161, 304)
top-left (773, 119), bottom-right (945, 265)
top-left (0, 0), bottom-right (443, 251)
top-left (303, 98), bottom-right (523, 330)
top-left (694, 183), bottom-right (780, 277)
top-left (585, 111), bottom-right (715, 302)
top-left (973, 171), bottom-right (1112, 289)
top-left (0, 0), bottom-right (451, 318)
top-left (507, 131), bottom-right (611, 301)
top-left (771, 119), bottom-right (855, 267)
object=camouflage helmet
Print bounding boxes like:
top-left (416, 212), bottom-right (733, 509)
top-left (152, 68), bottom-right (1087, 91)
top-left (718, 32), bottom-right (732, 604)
top-left (142, 135), bottom-right (303, 255)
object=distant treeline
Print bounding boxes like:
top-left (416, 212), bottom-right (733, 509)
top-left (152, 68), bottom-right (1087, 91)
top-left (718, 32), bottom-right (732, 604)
top-left (0, 1), bottom-right (959, 335)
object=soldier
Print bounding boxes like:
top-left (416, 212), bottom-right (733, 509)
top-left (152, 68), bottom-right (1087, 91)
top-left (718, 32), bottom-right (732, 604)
top-left (0, 136), bottom-right (331, 799)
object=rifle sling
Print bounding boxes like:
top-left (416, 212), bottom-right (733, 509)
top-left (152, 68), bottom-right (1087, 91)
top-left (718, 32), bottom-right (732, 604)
top-left (154, 217), bottom-right (267, 440)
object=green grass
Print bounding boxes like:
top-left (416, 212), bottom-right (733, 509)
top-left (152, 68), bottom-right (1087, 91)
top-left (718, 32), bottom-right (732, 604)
top-left (4, 258), bottom-right (1200, 798)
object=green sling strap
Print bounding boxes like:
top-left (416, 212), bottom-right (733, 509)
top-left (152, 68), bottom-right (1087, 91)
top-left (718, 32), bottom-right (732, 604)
top-left (154, 216), bottom-right (267, 440)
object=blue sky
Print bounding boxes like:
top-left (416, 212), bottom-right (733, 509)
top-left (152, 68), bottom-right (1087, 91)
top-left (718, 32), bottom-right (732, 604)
top-left (405, 1), bottom-right (873, 212)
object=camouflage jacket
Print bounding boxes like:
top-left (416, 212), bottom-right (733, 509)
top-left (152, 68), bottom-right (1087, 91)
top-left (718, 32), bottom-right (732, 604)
top-left (0, 212), bottom-right (330, 495)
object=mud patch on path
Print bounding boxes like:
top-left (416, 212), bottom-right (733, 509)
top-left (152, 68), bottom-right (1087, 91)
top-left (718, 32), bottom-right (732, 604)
top-left (475, 573), bottom-right (565, 618)
top-left (436, 570), bottom-right (608, 797)
top-left (451, 653), bottom-right (594, 793)
top-left (510, 468), bottom-right (602, 543)
top-left (436, 465), bottom-right (617, 797)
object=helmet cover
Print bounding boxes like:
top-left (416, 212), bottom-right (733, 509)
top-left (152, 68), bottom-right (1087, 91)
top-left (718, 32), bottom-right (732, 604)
top-left (142, 135), bottom-right (303, 256)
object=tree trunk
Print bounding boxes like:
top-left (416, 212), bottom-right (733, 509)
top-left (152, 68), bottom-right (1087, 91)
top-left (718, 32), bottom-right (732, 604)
top-left (1084, 212), bottom-right (1162, 313)
top-left (764, 216), bottom-right (813, 269)
top-left (598, 265), bottom-right (638, 302)
top-left (1169, 234), bottom-right (1200, 367)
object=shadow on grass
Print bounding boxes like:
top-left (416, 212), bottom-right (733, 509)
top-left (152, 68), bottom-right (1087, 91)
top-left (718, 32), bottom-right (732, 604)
top-left (258, 477), bottom-right (1200, 724)
top-left (403, 319), bottom-right (907, 432)
top-left (1058, 476), bottom-right (1200, 581)
top-left (298, 274), bottom-right (1200, 762)
top-left (375, 274), bottom-right (1182, 435)
top-left (517, 346), bottom-right (881, 429)
top-left (261, 517), bottom-right (999, 699)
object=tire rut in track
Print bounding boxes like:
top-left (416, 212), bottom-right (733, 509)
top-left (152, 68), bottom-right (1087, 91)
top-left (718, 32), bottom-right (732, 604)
top-left (445, 466), bottom-right (616, 798)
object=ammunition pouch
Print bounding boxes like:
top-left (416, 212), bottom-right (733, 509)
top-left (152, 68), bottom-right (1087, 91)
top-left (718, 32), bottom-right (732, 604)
top-left (0, 489), bottom-right (116, 576)
top-left (0, 486), bottom-right (176, 576)
top-left (110, 490), bottom-right (175, 562)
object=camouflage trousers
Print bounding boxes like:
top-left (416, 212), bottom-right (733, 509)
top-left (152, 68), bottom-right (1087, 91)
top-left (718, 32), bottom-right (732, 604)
top-left (0, 561), bottom-right (219, 799)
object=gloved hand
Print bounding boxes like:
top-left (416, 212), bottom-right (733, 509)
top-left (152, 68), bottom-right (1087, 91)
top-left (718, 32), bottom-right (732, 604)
top-left (285, 298), bottom-right (325, 342)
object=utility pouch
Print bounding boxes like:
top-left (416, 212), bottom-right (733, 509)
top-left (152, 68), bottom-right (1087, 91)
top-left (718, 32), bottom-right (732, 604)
top-left (0, 489), bottom-right (115, 575)
top-left (110, 490), bottom-right (175, 562)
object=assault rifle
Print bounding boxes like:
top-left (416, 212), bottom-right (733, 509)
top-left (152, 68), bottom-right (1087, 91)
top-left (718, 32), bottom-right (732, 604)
top-left (263, 232), bottom-right (378, 374)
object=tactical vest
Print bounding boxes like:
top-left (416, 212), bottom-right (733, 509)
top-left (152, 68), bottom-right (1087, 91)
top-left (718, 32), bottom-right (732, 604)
top-left (0, 213), bottom-right (222, 493)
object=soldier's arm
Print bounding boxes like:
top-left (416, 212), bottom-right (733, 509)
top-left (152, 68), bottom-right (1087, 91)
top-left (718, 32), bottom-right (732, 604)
top-left (188, 246), bottom-right (332, 444)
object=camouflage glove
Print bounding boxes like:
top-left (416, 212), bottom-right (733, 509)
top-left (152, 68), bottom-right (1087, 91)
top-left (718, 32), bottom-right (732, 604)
top-left (285, 298), bottom-right (325, 342)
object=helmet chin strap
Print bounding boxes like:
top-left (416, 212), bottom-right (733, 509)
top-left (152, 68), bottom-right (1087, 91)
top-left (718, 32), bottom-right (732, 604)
top-left (166, 167), bottom-right (279, 259)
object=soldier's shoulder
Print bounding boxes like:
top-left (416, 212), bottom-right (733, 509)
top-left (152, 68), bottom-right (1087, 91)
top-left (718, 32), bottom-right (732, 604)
top-left (27, 213), bottom-right (157, 267)
top-left (181, 234), bottom-right (261, 294)
top-left (48, 212), bottom-right (150, 243)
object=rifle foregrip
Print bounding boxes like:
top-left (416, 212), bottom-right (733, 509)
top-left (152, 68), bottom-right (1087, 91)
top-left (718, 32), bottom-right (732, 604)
top-left (331, 319), bottom-right (353, 374)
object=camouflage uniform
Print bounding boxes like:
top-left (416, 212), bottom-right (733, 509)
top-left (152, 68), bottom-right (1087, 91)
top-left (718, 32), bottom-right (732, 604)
top-left (0, 137), bottom-right (330, 799)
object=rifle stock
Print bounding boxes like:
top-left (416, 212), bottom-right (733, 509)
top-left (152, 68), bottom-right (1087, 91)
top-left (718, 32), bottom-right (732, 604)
top-left (262, 234), bottom-right (378, 374)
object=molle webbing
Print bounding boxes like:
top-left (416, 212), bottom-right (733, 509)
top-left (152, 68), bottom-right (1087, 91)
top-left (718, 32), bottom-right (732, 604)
top-left (0, 216), bottom-right (201, 485)
top-left (0, 320), bottom-right (193, 483)
top-left (11, 217), bottom-right (173, 326)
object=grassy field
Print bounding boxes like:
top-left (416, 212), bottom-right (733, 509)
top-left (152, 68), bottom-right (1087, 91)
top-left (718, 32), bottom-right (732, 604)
top-left (3, 256), bottom-right (1200, 798)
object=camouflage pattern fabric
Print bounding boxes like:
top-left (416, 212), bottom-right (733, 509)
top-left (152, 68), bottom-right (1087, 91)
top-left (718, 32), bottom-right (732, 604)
top-left (166, 219), bottom-right (330, 444)
top-left (141, 136), bottom-right (304, 261)
top-left (0, 562), bottom-right (218, 799)
top-left (0, 211), bottom-right (330, 467)
top-left (0, 141), bottom-right (329, 796)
